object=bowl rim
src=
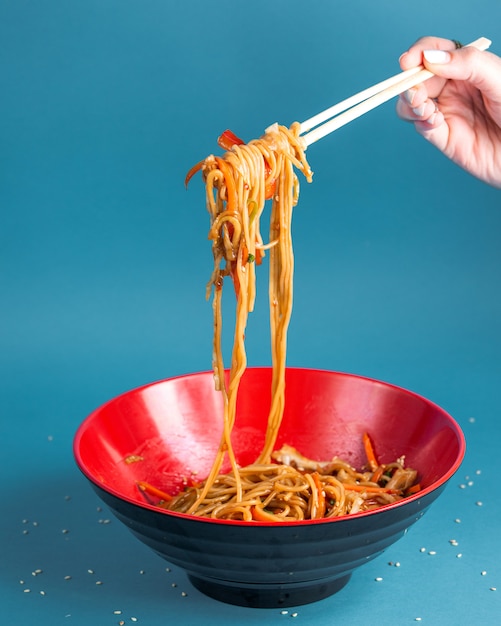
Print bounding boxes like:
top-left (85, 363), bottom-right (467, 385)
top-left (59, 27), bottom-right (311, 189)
top-left (73, 367), bottom-right (466, 527)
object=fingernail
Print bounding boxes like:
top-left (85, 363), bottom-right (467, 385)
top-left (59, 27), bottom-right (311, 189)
top-left (403, 88), bottom-right (417, 105)
top-left (425, 112), bottom-right (437, 125)
top-left (412, 103), bottom-right (426, 117)
top-left (423, 49), bottom-right (451, 64)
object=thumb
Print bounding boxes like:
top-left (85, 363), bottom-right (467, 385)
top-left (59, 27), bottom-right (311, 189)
top-left (422, 46), bottom-right (501, 103)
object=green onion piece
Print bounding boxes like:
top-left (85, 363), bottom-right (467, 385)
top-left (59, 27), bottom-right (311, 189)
top-left (248, 200), bottom-right (258, 225)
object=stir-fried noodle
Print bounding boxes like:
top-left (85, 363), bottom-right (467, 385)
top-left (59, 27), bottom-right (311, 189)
top-left (137, 123), bottom-right (420, 521)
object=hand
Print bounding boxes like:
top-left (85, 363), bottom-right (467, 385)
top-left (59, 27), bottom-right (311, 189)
top-left (396, 36), bottom-right (501, 188)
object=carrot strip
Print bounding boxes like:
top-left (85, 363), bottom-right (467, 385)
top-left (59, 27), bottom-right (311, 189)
top-left (214, 156), bottom-right (238, 212)
top-left (251, 505), bottom-right (283, 523)
top-left (312, 471), bottom-right (326, 519)
top-left (343, 483), bottom-right (400, 495)
top-left (363, 432), bottom-right (379, 472)
top-left (405, 483), bottom-right (422, 496)
top-left (136, 481), bottom-right (173, 502)
top-left (254, 245), bottom-right (264, 265)
top-left (371, 465), bottom-right (385, 484)
top-left (184, 160), bottom-right (204, 188)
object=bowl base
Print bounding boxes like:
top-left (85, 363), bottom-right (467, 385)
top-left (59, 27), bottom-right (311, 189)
top-left (188, 573), bottom-right (352, 608)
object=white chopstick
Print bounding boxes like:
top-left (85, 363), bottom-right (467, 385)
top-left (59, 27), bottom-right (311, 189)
top-left (300, 37), bottom-right (492, 147)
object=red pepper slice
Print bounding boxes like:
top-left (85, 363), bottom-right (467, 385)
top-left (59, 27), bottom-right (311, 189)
top-left (217, 129), bottom-right (245, 150)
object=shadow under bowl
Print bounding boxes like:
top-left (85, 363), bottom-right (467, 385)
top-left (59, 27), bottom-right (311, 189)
top-left (74, 367), bottom-right (465, 608)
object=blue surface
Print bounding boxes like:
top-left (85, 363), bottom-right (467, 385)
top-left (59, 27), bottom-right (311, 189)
top-left (1, 1), bottom-right (501, 624)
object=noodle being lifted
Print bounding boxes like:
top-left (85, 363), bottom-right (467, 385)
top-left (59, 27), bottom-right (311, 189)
top-left (181, 122), bottom-right (312, 517)
top-left (141, 123), bottom-right (420, 521)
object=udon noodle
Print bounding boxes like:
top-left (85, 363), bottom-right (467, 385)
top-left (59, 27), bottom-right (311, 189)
top-left (138, 123), bottom-right (420, 521)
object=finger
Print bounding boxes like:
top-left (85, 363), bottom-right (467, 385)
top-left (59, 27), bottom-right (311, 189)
top-left (396, 95), bottom-right (449, 153)
top-left (396, 95), bottom-right (444, 127)
top-left (401, 82), bottom-right (429, 110)
top-left (399, 36), bottom-right (457, 71)
top-left (399, 37), bottom-right (455, 98)
top-left (413, 116), bottom-right (450, 154)
top-left (421, 46), bottom-right (501, 106)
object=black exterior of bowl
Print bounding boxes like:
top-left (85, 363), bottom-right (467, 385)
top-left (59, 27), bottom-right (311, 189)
top-left (89, 481), bottom-right (446, 608)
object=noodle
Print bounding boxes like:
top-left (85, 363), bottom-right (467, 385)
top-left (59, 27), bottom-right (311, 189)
top-left (161, 446), bottom-right (418, 521)
top-left (150, 123), bottom-right (420, 521)
top-left (182, 123), bottom-right (312, 516)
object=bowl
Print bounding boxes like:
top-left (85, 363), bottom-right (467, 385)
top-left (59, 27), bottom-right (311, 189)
top-left (73, 367), bottom-right (465, 608)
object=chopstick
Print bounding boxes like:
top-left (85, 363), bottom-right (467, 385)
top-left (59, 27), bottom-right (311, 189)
top-left (299, 37), bottom-right (492, 147)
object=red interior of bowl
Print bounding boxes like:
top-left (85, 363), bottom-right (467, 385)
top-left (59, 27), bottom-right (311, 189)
top-left (74, 368), bottom-right (465, 514)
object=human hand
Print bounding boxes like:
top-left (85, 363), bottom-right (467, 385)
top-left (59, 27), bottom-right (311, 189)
top-left (396, 36), bottom-right (501, 188)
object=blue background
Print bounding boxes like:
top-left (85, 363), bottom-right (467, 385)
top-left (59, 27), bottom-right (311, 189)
top-left (1, 1), bottom-right (500, 624)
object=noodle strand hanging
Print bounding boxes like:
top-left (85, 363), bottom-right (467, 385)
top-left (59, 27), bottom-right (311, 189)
top-left (158, 123), bottom-right (421, 521)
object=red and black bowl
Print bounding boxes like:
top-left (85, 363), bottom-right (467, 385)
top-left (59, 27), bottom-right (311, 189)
top-left (73, 367), bottom-right (465, 608)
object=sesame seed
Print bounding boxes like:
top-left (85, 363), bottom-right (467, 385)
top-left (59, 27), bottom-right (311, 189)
top-left (490, 587), bottom-right (497, 591)
top-left (456, 553), bottom-right (463, 558)
top-left (40, 591), bottom-right (46, 596)
top-left (23, 589), bottom-right (31, 593)
top-left (95, 581), bottom-right (103, 585)
top-left (131, 619), bottom-right (138, 623)
top-left (165, 567), bottom-right (171, 572)
top-left (420, 547), bottom-right (426, 553)
top-left (181, 591), bottom-right (188, 597)
top-left (119, 621), bottom-right (125, 626)
top-left (375, 577), bottom-right (383, 582)
top-left (19, 580), bottom-right (25, 585)
top-left (455, 518), bottom-right (461, 523)
top-left (481, 571), bottom-right (487, 576)
top-left (139, 570), bottom-right (145, 575)
top-left (476, 501), bottom-right (483, 507)
top-left (62, 529), bottom-right (69, 534)
top-left (449, 539), bottom-right (458, 546)
top-left (428, 551), bottom-right (437, 555)
top-left (475, 470), bottom-right (482, 475)
top-left (281, 610), bottom-right (289, 614)
top-left (171, 583), bottom-right (177, 588)
top-left (32, 521), bottom-right (39, 527)
top-left (415, 619), bottom-right (422, 622)
top-left (88, 569), bottom-right (94, 574)
top-left (459, 484), bottom-right (466, 489)
top-left (22, 530), bottom-right (29, 535)
top-left (395, 562), bottom-right (401, 567)
top-left (467, 481), bottom-right (474, 487)
top-left (468, 417), bottom-right (475, 423)
top-left (64, 575), bottom-right (72, 580)
top-left (291, 613), bottom-right (298, 618)
top-left (113, 610), bottom-right (122, 615)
